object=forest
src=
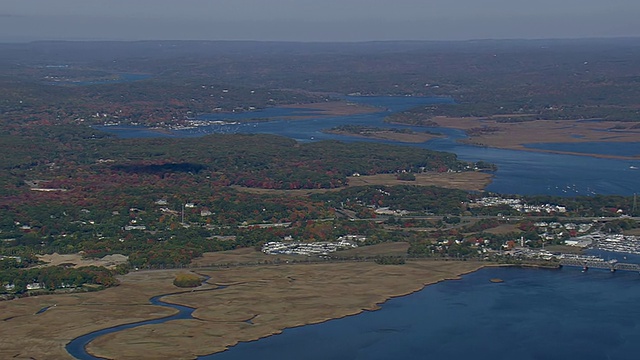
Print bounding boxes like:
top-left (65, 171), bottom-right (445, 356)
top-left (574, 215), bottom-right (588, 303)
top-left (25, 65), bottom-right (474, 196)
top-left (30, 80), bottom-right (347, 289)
top-left (2, 39), bottom-right (640, 129)
top-left (2, 39), bottom-right (640, 296)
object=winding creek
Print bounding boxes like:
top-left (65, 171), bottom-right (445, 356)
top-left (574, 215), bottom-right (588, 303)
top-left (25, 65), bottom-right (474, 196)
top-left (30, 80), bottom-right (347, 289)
top-left (70, 95), bottom-right (640, 359)
top-left (66, 278), bottom-right (224, 360)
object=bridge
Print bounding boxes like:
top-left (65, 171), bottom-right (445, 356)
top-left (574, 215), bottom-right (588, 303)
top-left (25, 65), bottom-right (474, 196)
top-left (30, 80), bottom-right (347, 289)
top-left (560, 258), bottom-right (640, 272)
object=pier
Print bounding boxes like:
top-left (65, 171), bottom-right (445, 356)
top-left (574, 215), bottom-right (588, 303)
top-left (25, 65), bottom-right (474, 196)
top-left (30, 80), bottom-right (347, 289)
top-left (559, 258), bottom-right (640, 272)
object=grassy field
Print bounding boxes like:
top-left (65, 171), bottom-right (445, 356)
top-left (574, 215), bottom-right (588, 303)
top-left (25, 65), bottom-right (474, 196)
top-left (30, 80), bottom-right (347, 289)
top-left (38, 253), bottom-right (128, 269)
top-left (623, 228), bottom-right (640, 236)
top-left (544, 245), bottom-right (585, 254)
top-left (482, 224), bottom-right (522, 235)
top-left (429, 117), bottom-right (640, 160)
top-left (345, 172), bottom-right (493, 191)
top-left (335, 241), bottom-right (410, 257)
top-left (326, 129), bottom-right (442, 143)
top-left (87, 260), bottom-right (487, 359)
top-left (233, 171), bottom-right (493, 196)
top-left (190, 247), bottom-right (302, 267)
top-left (0, 248), bottom-right (491, 360)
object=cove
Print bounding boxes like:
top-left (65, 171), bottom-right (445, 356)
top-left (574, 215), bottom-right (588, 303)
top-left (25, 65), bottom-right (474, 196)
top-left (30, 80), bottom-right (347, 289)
top-left (95, 96), bottom-right (640, 196)
top-left (204, 266), bottom-right (640, 360)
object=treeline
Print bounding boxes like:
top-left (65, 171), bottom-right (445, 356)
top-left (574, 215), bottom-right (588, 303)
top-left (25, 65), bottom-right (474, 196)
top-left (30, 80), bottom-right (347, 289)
top-left (1, 131), bottom-right (471, 194)
top-left (521, 194), bottom-right (639, 217)
top-left (0, 265), bottom-right (117, 295)
top-left (313, 185), bottom-right (471, 215)
top-left (328, 125), bottom-right (421, 135)
top-left (374, 256), bottom-right (406, 265)
top-left (0, 74), bottom-right (326, 128)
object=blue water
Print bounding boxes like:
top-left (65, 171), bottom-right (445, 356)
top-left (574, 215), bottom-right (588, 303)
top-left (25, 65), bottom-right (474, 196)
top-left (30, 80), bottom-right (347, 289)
top-left (70, 97), bottom-right (640, 359)
top-left (66, 293), bottom-right (198, 360)
top-left (206, 267), bottom-right (640, 360)
top-left (95, 96), bottom-right (640, 196)
top-left (526, 142), bottom-right (640, 158)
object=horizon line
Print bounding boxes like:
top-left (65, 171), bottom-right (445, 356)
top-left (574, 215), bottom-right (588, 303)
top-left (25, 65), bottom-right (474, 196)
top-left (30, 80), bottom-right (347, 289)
top-left (2, 35), bottom-right (640, 45)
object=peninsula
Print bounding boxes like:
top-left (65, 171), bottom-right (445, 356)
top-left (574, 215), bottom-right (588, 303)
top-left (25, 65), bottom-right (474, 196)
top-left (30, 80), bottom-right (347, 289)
top-left (0, 251), bottom-right (487, 359)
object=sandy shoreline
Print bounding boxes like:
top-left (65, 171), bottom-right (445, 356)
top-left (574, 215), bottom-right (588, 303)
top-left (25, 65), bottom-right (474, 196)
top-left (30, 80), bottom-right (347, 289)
top-left (0, 258), bottom-right (492, 360)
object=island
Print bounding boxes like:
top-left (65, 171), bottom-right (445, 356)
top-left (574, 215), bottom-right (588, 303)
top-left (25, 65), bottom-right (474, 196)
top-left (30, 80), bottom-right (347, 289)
top-left (325, 125), bottom-right (443, 143)
top-left (401, 116), bottom-right (640, 160)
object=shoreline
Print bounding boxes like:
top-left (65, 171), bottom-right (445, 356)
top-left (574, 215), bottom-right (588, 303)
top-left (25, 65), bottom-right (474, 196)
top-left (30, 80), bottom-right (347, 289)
top-left (280, 101), bottom-right (381, 118)
top-left (324, 129), bottom-right (441, 143)
top-left (82, 260), bottom-right (490, 359)
top-left (1, 259), bottom-right (557, 359)
top-left (459, 139), bottom-right (640, 161)
top-left (388, 116), bottom-right (640, 160)
top-left (194, 261), bottom-right (490, 359)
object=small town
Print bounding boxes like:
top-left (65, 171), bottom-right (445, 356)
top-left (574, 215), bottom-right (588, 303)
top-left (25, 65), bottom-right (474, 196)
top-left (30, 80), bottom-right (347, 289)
top-left (472, 197), bottom-right (567, 213)
top-left (262, 237), bottom-right (361, 256)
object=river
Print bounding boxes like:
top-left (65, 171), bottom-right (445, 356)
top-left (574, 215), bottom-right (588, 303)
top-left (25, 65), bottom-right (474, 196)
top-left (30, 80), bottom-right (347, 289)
top-left (95, 96), bottom-right (640, 196)
top-left (79, 96), bottom-right (640, 360)
top-left (206, 266), bottom-right (640, 360)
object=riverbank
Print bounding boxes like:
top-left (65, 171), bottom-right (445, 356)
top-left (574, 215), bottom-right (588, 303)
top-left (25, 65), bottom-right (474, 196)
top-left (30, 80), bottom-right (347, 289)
top-left (85, 260), bottom-right (489, 359)
top-left (281, 100), bottom-right (380, 118)
top-left (325, 128), bottom-right (441, 143)
top-left (0, 258), bottom-right (490, 359)
top-left (420, 117), bottom-right (640, 160)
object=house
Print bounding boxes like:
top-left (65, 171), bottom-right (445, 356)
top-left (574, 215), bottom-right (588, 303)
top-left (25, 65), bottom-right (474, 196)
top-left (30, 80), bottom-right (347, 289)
top-left (124, 225), bottom-right (147, 231)
top-left (26, 283), bottom-right (43, 290)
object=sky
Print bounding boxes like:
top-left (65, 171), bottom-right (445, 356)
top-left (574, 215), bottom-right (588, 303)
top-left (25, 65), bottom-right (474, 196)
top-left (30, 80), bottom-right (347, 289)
top-left (1, 0), bottom-right (639, 42)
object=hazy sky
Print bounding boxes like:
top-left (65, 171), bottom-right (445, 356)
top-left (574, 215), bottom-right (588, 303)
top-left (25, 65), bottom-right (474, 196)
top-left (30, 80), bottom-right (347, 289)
top-left (2, 0), bottom-right (639, 42)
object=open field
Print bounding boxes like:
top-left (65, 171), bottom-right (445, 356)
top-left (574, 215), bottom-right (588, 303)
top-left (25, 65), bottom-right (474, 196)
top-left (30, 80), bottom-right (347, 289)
top-left (482, 224), bottom-right (523, 235)
top-left (232, 171), bottom-right (493, 196)
top-left (346, 172), bottom-right (493, 192)
top-left (335, 241), bottom-right (410, 257)
top-left (544, 245), bottom-right (585, 254)
top-left (0, 251), bottom-right (490, 360)
top-left (87, 260), bottom-right (487, 359)
top-left (428, 117), bottom-right (640, 159)
top-left (0, 270), bottom-right (183, 359)
top-left (38, 253), bottom-right (128, 269)
top-left (190, 247), bottom-right (301, 267)
top-left (281, 100), bottom-right (380, 118)
top-left (623, 228), bottom-right (640, 236)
